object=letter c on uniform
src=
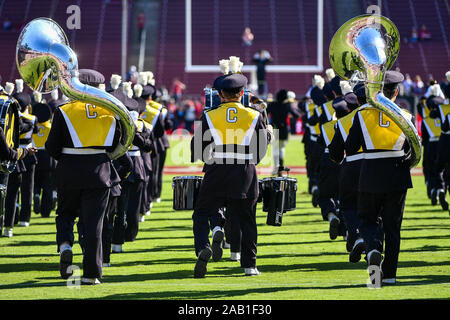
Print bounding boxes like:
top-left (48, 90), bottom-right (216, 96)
top-left (227, 107), bottom-right (237, 123)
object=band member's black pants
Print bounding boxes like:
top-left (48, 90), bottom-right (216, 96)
top-left (151, 153), bottom-right (159, 200)
top-left (4, 171), bottom-right (22, 228)
top-left (55, 187), bottom-right (110, 279)
top-left (103, 196), bottom-right (118, 264)
top-left (224, 206), bottom-right (241, 253)
top-left (156, 149), bottom-right (167, 199)
top-left (193, 197), bottom-right (257, 268)
top-left (358, 190), bottom-right (407, 279)
top-left (123, 180), bottom-right (144, 242)
top-left (34, 169), bottom-right (53, 217)
top-left (19, 162), bottom-right (35, 223)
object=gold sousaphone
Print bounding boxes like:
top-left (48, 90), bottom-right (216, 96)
top-left (329, 14), bottom-right (422, 167)
top-left (16, 18), bottom-right (135, 159)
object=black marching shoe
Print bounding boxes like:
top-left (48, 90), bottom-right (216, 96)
top-left (211, 228), bottom-right (224, 262)
top-left (438, 189), bottom-right (448, 211)
top-left (349, 238), bottom-right (366, 263)
top-left (60, 249), bottom-right (73, 280)
top-left (194, 247), bottom-right (212, 278)
top-left (33, 194), bottom-right (40, 214)
top-left (311, 186), bottom-right (319, 208)
top-left (328, 214), bottom-right (340, 240)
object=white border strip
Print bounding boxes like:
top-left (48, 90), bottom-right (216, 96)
top-left (185, 0), bottom-right (323, 73)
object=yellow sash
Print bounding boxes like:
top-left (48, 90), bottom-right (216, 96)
top-left (204, 102), bottom-right (260, 145)
top-left (322, 100), bottom-right (335, 122)
top-left (320, 120), bottom-right (337, 147)
top-left (358, 108), bottom-right (408, 151)
top-left (0, 94), bottom-right (16, 148)
top-left (422, 117), bottom-right (441, 139)
top-left (141, 103), bottom-right (161, 128)
top-left (32, 120), bottom-right (51, 149)
top-left (59, 101), bottom-right (116, 148)
top-left (19, 113), bottom-right (37, 140)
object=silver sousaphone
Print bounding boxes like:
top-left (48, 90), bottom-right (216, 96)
top-left (16, 18), bottom-right (135, 159)
top-left (329, 14), bottom-right (422, 168)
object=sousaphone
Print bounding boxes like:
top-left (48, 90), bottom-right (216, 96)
top-left (16, 18), bottom-right (135, 159)
top-left (329, 14), bottom-right (421, 167)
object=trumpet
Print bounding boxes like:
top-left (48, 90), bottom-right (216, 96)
top-left (16, 18), bottom-right (135, 159)
top-left (329, 14), bottom-right (422, 168)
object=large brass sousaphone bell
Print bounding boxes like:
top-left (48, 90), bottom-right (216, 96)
top-left (329, 14), bottom-right (422, 168)
top-left (16, 18), bottom-right (135, 159)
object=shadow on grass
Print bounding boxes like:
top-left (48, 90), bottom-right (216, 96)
top-left (0, 280), bottom-right (67, 290)
top-left (95, 286), bottom-right (301, 300)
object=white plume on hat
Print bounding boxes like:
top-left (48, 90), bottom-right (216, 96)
top-left (145, 72), bottom-right (155, 86)
top-left (51, 89), bottom-right (59, 100)
top-left (313, 75), bottom-right (325, 90)
top-left (15, 79), bottom-right (24, 93)
top-left (219, 59), bottom-right (230, 75)
top-left (138, 72), bottom-right (148, 86)
top-left (98, 83), bottom-right (106, 91)
top-left (33, 91), bottom-right (42, 103)
top-left (110, 74), bottom-right (122, 90)
top-left (229, 56), bottom-right (243, 73)
top-left (287, 91), bottom-right (296, 100)
top-left (122, 82), bottom-right (133, 99)
top-left (446, 71), bottom-right (450, 82)
top-left (4, 82), bottom-right (14, 95)
top-left (340, 81), bottom-right (353, 95)
top-left (430, 83), bottom-right (444, 99)
top-left (134, 84), bottom-right (143, 98)
top-left (325, 68), bottom-right (335, 81)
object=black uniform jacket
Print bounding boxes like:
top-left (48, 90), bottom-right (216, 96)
top-left (127, 125), bottom-right (153, 183)
top-left (45, 107), bottom-right (121, 190)
top-left (190, 106), bottom-right (270, 200)
top-left (345, 110), bottom-right (413, 193)
top-left (0, 127), bottom-right (28, 162)
top-left (267, 101), bottom-right (301, 140)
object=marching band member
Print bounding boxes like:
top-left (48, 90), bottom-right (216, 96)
top-left (345, 71), bottom-right (413, 285)
top-left (4, 81), bottom-right (34, 235)
top-left (139, 79), bottom-right (165, 215)
top-left (32, 102), bottom-right (55, 218)
top-left (266, 89), bottom-right (301, 173)
top-left (112, 82), bottom-right (153, 243)
top-left (304, 75), bottom-right (327, 206)
top-left (422, 84), bottom-right (447, 210)
top-left (317, 81), bottom-right (354, 241)
top-left (329, 82), bottom-right (367, 261)
top-left (46, 69), bottom-right (121, 285)
top-left (0, 84), bottom-right (36, 237)
top-left (190, 57), bottom-right (270, 278)
top-left (145, 72), bottom-right (172, 203)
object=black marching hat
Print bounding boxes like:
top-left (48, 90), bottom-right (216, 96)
top-left (310, 86), bottom-right (327, 106)
top-left (32, 103), bottom-right (52, 123)
top-left (13, 92), bottom-right (32, 112)
top-left (111, 89), bottom-right (139, 112)
top-left (332, 96), bottom-right (350, 118)
top-left (79, 69), bottom-right (105, 87)
top-left (214, 73), bottom-right (248, 91)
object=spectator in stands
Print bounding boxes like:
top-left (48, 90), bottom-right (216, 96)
top-left (253, 49), bottom-right (273, 98)
top-left (402, 73), bottom-right (414, 95)
top-left (412, 75), bottom-right (425, 96)
top-left (3, 17), bottom-right (12, 31)
top-left (173, 102), bottom-right (186, 131)
top-left (184, 101), bottom-right (196, 133)
top-left (126, 65), bottom-right (139, 84)
top-left (410, 27), bottom-right (418, 43)
top-left (171, 78), bottom-right (186, 103)
top-left (419, 24), bottom-right (431, 41)
top-left (242, 27), bottom-right (254, 47)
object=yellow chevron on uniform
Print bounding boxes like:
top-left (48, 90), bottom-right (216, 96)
top-left (60, 101), bottom-right (116, 147)
top-left (204, 102), bottom-right (259, 145)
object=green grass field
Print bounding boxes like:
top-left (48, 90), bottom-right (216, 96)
top-left (0, 137), bottom-right (449, 300)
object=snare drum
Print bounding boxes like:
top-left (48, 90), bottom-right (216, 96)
top-left (172, 176), bottom-right (203, 210)
top-left (261, 177), bottom-right (287, 226)
top-left (283, 177), bottom-right (298, 211)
